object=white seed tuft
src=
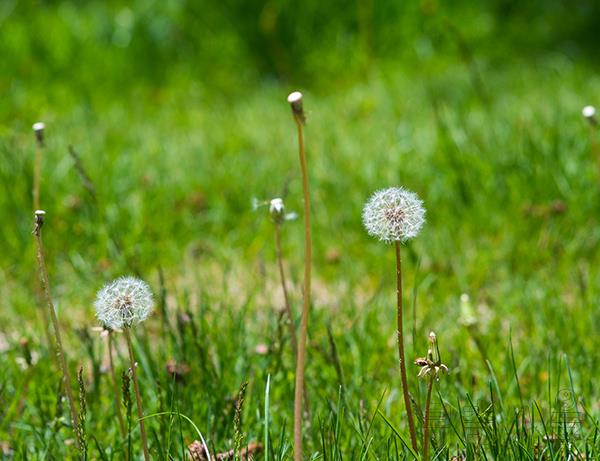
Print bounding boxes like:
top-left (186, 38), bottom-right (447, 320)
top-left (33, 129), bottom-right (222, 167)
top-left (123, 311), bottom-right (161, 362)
top-left (94, 276), bottom-right (153, 330)
top-left (269, 198), bottom-right (285, 215)
top-left (362, 187), bottom-right (426, 243)
top-left (287, 91), bottom-right (303, 104)
top-left (582, 105), bottom-right (596, 119)
top-left (32, 122), bottom-right (45, 132)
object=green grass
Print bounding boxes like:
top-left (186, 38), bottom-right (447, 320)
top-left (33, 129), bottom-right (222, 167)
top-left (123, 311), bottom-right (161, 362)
top-left (2, 1), bottom-right (600, 459)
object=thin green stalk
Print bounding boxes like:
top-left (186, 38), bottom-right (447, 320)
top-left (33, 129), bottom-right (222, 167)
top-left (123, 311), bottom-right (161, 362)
top-left (33, 133), bottom-right (42, 211)
top-left (275, 222), bottom-right (311, 417)
top-left (289, 92), bottom-right (312, 461)
top-left (423, 378), bottom-right (434, 460)
top-left (108, 331), bottom-right (127, 444)
top-left (33, 211), bottom-right (81, 452)
top-left (124, 328), bottom-right (150, 461)
top-left (32, 127), bottom-right (54, 351)
top-left (395, 241), bottom-right (418, 453)
top-left (264, 374), bottom-right (270, 461)
top-left (275, 223), bottom-right (298, 357)
top-left (589, 125), bottom-right (600, 181)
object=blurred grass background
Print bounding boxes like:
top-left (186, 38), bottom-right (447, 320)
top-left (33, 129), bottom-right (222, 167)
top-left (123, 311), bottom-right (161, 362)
top-left (2, 0), bottom-right (600, 458)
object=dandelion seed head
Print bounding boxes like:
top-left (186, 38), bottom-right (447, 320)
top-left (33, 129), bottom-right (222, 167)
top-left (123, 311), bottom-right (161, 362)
top-left (582, 105), bottom-right (596, 119)
top-left (32, 122), bottom-right (45, 132)
top-left (94, 276), bottom-right (153, 330)
top-left (270, 198), bottom-right (284, 215)
top-left (362, 187), bottom-right (425, 243)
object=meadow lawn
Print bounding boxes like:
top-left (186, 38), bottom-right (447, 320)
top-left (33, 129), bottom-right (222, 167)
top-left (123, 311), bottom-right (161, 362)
top-left (2, 1), bottom-right (600, 459)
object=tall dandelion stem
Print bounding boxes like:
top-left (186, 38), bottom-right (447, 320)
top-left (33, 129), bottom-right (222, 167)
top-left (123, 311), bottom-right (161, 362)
top-left (395, 242), bottom-right (418, 452)
top-left (108, 331), bottom-right (127, 443)
top-left (275, 222), bottom-right (298, 357)
top-left (31, 123), bottom-right (53, 350)
top-left (590, 126), bottom-right (600, 181)
top-left (32, 211), bottom-right (81, 450)
top-left (288, 91), bottom-right (312, 461)
top-left (275, 220), bottom-right (311, 417)
top-left (582, 106), bottom-right (600, 181)
top-left (32, 122), bottom-right (44, 211)
top-left (124, 328), bottom-right (150, 461)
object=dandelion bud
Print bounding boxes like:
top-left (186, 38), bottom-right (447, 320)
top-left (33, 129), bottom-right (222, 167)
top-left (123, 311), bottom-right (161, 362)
top-left (362, 187), bottom-right (426, 243)
top-left (287, 91), bottom-right (306, 124)
top-left (583, 105), bottom-right (597, 126)
top-left (32, 122), bottom-right (45, 147)
top-left (94, 276), bottom-right (154, 330)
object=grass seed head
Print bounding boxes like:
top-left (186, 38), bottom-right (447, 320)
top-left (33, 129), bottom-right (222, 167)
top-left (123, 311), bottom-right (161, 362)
top-left (94, 276), bottom-right (154, 330)
top-left (362, 187), bottom-right (425, 243)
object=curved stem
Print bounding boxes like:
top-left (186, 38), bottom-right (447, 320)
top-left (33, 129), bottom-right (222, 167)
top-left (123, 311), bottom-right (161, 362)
top-left (395, 241), bottom-right (418, 453)
top-left (108, 331), bottom-right (127, 443)
top-left (293, 115), bottom-right (312, 461)
top-left (124, 329), bottom-right (150, 461)
top-left (34, 224), bottom-right (81, 452)
top-left (423, 378), bottom-right (434, 460)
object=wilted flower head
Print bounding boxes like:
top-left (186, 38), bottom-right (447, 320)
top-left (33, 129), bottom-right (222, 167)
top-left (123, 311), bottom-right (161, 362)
top-left (362, 187), bottom-right (425, 243)
top-left (415, 331), bottom-right (448, 381)
top-left (95, 276), bottom-right (153, 330)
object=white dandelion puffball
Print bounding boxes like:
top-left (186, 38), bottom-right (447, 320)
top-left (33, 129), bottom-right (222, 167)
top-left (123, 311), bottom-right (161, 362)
top-left (95, 276), bottom-right (154, 329)
top-left (582, 105), bottom-right (596, 119)
top-left (32, 122), bottom-right (46, 132)
top-left (362, 187), bottom-right (426, 243)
